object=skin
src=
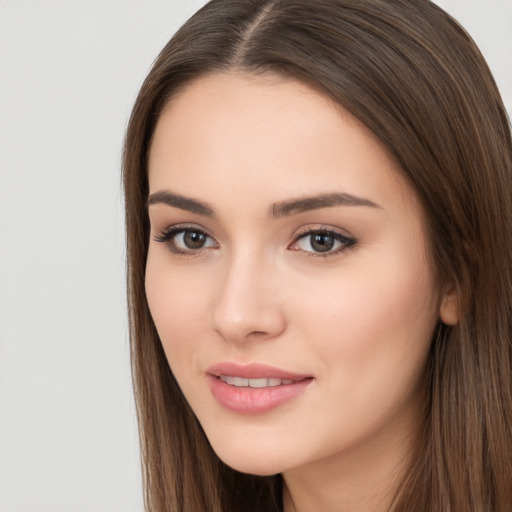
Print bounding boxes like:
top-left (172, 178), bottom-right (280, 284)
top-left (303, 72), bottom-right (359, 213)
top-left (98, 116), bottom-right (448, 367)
top-left (145, 73), bottom-right (458, 512)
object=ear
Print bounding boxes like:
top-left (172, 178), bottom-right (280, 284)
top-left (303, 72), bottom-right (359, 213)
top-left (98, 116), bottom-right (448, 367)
top-left (439, 282), bottom-right (460, 326)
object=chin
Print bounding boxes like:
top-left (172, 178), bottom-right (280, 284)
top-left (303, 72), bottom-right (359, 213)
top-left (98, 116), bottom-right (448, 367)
top-left (209, 438), bottom-right (290, 476)
top-left (220, 455), bottom-right (285, 476)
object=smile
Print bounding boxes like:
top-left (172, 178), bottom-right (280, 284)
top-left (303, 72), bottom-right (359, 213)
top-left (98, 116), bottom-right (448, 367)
top-left (207, 363), bottom-right (313, 414)
top-left (219, 375), bottom-right (296, 387)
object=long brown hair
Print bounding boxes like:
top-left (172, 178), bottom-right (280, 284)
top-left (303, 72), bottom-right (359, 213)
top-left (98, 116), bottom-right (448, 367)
top-left (122, 1), bottom-right (512, 510)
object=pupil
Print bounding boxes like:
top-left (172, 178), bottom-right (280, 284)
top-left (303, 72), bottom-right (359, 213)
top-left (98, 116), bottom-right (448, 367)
top-left (184, 231), bottom-right (206, 249)
top-left (311, 233), bottom-right (334, 252)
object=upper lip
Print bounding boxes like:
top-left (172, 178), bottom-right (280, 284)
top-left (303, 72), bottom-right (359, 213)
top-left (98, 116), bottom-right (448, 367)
top-left (207, 362), bottom-right (312, 380)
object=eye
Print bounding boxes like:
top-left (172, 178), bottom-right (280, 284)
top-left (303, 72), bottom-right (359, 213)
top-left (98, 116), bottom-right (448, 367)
top-left (154, 226), bottom-right (218, 255)
top-left (290, 228), bottom-right (356, 257)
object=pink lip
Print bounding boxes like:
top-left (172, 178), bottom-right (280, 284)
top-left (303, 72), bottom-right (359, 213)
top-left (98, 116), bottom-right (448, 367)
top-left (206, 362), bottom-right (313, 414)
top-left (207, 362), bottom-right (311, 380)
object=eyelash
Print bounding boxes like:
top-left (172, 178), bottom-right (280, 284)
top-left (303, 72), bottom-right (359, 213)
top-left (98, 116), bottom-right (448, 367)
top-left (153, 224), bottom-right (357, 259)
top-left (291, 226), bottom-right (357, 259)
top-left (153, 225), bottom-right (217, 257)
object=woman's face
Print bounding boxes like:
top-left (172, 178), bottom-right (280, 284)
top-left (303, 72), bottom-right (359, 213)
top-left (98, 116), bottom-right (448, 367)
top-left (146, 73), bottom-right (451, 477)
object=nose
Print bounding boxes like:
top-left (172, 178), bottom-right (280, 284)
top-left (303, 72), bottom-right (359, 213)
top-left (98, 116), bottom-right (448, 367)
top-left (210, 250), bottom-right (286, 344)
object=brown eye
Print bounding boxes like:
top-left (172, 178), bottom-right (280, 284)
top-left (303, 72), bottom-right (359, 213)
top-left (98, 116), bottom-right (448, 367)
top-left (172, 229), bottom-right (217, 252)
top-left (154, 227), bottom-right (218, 254)
top-left (183, 230), bottom-right (207, 249)
top-left (310, 233), bottom-right (335, 252)
top-left (291, 229), bottom-right (356, 256)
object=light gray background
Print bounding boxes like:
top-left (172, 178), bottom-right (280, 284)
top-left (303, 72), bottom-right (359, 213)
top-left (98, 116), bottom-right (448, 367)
top-left (0, 1), bottom-right (510, 511)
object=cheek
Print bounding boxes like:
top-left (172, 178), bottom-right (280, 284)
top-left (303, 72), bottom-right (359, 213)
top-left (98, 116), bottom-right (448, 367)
top-left (294, 248), bottom-right (439, 402)
top-left (145, 251), bottom-right (212, 366)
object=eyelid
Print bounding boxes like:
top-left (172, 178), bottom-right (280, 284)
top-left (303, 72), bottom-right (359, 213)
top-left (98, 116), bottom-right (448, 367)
top-left (292, 224), bottom-right (355, 240)
top-left (153, 223), bottom-right (218, 256)
top-left (289, 225), bottom-right (357, 258)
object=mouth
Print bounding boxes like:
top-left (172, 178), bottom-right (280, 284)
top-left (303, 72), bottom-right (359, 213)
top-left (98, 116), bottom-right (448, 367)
top-left (206, 362), bottom-right (313, 414)
top-left (218, 375), bottom-right (296, 387)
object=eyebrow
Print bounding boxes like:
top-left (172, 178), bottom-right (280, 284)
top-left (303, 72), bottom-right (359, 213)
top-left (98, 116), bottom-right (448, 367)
top-left (147, 190), bottom-right (381, 218)
top-left (269, 192), bottom-right (381, 219)
top-left (148, 190), bottom-right (214, 216)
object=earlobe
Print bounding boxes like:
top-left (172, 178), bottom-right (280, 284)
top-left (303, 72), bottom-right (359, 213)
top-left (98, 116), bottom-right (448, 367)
top-left (439, 284), bottom-right (460, 326)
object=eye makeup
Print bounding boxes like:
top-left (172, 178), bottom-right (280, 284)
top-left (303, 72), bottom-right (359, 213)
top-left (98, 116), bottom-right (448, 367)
top-left (153, 222), bottom-right (357, 259)
top-left (289, 227), bottom-right (357, 259)
top-left (153, 224), bottom-right (218, 256)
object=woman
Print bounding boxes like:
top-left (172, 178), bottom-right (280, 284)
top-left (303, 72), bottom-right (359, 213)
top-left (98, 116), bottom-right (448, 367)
top-left (122, 1), bottom-right (512, 511)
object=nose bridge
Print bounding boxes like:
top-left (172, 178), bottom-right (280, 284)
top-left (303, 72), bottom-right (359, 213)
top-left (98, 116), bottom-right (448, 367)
top-left (211, 244), bottom-right (285, 342)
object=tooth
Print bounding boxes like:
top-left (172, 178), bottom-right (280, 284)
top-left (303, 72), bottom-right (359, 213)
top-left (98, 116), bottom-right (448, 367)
top-left (220, 375), bottom-right (235, 385)
top-left (219, 375), bottom-right (297, 387)
top-left (248, 378), bottom-right (268, 388)
top-left (233, 377), bottom-right (249, 387)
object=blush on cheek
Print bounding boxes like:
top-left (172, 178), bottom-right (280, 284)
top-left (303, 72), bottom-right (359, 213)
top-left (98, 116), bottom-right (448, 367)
top-left (328, 263), bottom-right (435, 369)
top-left (145, 262), bottom-right (212, 361)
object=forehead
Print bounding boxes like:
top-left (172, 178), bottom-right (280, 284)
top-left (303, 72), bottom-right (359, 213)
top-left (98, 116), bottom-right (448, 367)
top-left (148, 72), bottom-right (415, 216)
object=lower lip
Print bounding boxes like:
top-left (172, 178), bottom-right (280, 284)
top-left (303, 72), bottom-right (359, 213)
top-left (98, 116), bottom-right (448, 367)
top-left (207, 375), bottom-right (313, 414)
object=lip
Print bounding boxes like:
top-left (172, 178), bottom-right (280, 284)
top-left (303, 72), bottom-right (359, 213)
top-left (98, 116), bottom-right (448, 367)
top-left (207, 362), bottom-right (312, 380)
top-left (206, 362), bottom-right (313, 414)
